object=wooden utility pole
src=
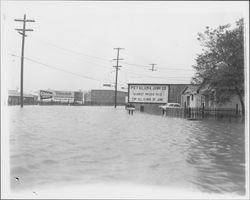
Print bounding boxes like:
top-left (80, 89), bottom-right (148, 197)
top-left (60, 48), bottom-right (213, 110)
top-left (113, 48), bottom-right (124, 108)
top-left (14, 14), bottom-right (35, 107)
top-left (149, 63), bottom-right (157, 71)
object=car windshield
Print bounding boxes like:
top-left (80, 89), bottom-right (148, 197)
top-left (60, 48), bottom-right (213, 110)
top-left (166, 103), bottom-right (180, 107)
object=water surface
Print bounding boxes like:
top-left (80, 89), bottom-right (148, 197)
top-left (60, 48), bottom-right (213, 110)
top-left (8, 106), bottom-right (245, 195)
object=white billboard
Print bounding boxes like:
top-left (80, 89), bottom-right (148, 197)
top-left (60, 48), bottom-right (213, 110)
top-left (128, 84), bottom-right (169, 104)
top-left (53, 91), bottom-right (74, 102)
top-left (40, 90), bottom-right (53, 100)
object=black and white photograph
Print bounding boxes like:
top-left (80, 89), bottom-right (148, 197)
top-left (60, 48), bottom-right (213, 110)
top-left (1, 1), bottom-right (249, 199)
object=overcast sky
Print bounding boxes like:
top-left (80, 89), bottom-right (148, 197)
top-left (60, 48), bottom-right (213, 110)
top-left (1, 1), bottom-right (248, 93)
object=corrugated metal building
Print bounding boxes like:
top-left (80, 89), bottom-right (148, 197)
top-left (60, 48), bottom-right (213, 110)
top-left (8, 90), bottom-right (38, 105)
top-left (74, 91), bottom-right (84, 104)
top-left (168, 84), bottom-right (190, 104)
top-left (84, 89), bottom-right (127, 105)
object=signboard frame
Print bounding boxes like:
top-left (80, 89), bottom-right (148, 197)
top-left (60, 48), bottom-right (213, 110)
top-left (40, 90), bottom-right (53, 100)
top-left (128, 83), bottom-right (170, 104)
top-left (39, 90), bottom-right (76, 102)
top-left (53, 90), bottom-right (74, 102)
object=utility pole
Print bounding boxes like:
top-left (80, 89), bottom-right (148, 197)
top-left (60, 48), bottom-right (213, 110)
top-left (113, 48), bottom-right (124, 108)
top-left (149, 63), bottom-right (157, 71)
top-left (14, 14), bottom-right (35, 107)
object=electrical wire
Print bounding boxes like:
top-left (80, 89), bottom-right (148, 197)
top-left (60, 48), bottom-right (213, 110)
top-left (10, 53), bottom-right (193, 86)
top-left (120, 68), bottom-right (192, 79)
top-left (32, 37), bottom-right (112, 63)
top-left (10, 54), bottom-right (110, 83)
top-left (32, 37), bottom-right (194, 72)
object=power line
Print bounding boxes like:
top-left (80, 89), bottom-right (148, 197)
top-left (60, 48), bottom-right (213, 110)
top-left (10, 54), bottom-right (112, 83)
top-left (129, 75), bottom-right (191, 81)
top-left (33, 38), bottom-right (116, 70)
top-left (32, 38), bottom-right (194, 72)
top-left (121, 61), bottom-right (194, 71)
top-left (14, 36), bottom-right (194, 86)
top-left (120, 68), bottom-right (191, 79)
top-left (159, 67), bottom-right (194, 71)
top-left (32, 37), bottom-right (112, 63)
top-left (10, 53), bottom-right (192, 84)
top-left (32, 38), bottom-right (138, 74)
top-left (121, 61), bottom-right (148, 68)
top-left (10, 53), bottom-right (191, 87)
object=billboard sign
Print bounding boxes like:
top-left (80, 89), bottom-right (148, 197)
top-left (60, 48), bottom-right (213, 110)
top-left (40, 90), bottom-right (53, 99)
top-left (53, 91), bottom-right (74, 102)
top-left (128, 84), bottom-right (169, 104)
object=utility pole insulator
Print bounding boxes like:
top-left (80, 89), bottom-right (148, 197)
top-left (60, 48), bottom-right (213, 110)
top-left (14, 14), bottom-right (35, 108)
top-left (18, 32), bottom-right (27, 37)
top-left (149, 63), bottom-right (157, 71)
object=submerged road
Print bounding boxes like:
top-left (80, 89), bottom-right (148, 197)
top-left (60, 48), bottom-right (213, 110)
top-left (8, 106), bottom-right (245, 195)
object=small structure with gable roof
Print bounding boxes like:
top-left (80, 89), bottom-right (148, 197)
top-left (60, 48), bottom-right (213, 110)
top-left (181, 85), bottom-right (201, 108)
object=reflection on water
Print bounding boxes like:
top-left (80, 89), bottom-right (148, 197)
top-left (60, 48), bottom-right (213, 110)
top-left (186, 121), bottom-right (245, 194)
top-left (8, 106), bottom-right (245, 195)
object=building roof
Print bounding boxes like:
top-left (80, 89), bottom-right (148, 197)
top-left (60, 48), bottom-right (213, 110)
top-left (91, 89), bottom-right (127, 93)
top-left (181, 85), bottom-right (200, 95)
top-left (8, 90), bottom-right (37, 98)
top-left (128, 83), bottom-right (190, 86)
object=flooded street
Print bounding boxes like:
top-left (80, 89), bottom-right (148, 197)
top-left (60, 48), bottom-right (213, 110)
top-left (8, 106), bottom-right (245, 195)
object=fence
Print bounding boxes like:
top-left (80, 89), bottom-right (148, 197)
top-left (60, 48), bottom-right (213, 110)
top-left (163, 107), bottom-right (243, 119)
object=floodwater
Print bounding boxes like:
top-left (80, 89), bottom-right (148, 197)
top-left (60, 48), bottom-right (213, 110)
top-left (8, 106), bottom-right (245, 195)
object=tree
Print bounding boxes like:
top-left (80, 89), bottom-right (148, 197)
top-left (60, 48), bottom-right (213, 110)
top-left (192, 18), bottom-right (245, 114)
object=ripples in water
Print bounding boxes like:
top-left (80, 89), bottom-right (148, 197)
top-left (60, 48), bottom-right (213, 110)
top-left (8, 106), bottom-right (245, 195)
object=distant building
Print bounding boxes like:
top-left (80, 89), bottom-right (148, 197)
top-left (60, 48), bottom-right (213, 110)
top-left (84, 91), bottom-right (92, 104)
top-left (8, 90), bottom-right (38, 105)
top-left (84, 89), bottom-right (127, 105)
top-left (74, 91), bottom-right (84, 104)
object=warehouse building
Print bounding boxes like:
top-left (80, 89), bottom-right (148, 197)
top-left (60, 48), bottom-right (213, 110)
top-left (84, 89), bottom-right (127, 105)
top-left (8, 90), bottom-right (38, 105)
top-left (168, 84), bottom-right (190, 104)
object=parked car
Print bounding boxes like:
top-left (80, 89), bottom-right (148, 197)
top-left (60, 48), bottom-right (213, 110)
top-left (125, 103), bottom-right (135, 110)
top-left (159, 103), bottom-right (181, 110)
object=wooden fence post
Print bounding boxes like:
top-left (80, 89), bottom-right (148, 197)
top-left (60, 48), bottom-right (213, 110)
top-left (188, 107), bottom-right (191, 118)
top-left (236, 104), bottom-right (238, 116)
top-left (184, 103), bottom-right (186, 118)
top-left (201, 103), bottom-right (205, 119)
